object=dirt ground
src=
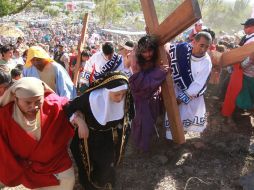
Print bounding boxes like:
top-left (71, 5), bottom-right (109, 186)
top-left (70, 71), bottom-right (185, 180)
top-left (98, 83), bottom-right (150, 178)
top-left (1, 84), bottom-right (254, 190)
top-left (112, 85), bottom-right (254, 190)
top-left (111, 85), bottom-right (254, 190)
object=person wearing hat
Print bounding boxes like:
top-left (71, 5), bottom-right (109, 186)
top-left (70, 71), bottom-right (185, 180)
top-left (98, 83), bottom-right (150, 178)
top-left (0, 77), bottom-right (87, 189)
top-left (239, 18), bottom-right (254, 45)
top-left (118, 41), bottom-right (134, 77)
top-left (64, 72), bottom-right (133, 189)
top-left (222, 18), bottom-right (254, 118)
top-left (23, 46), bottom-right (76, 100)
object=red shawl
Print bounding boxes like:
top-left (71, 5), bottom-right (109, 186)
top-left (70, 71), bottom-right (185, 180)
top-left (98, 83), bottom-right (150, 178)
top-left (0, 93), bottom-right (74, 188)
top-left (221, 64), bottom-right (243, 116)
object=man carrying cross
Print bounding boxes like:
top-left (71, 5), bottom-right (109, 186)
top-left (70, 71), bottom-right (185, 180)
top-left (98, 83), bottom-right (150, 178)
top-left (139, 0), bottom-right (204, 143)
top-left (129, 35), bottom-right (168, 152)
top-left (165, 32), bottom-right (212, 139)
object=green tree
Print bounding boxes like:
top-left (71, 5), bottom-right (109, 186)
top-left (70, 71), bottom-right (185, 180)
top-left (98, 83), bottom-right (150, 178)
top-left (90, 0), bottom-right (253, 34)
top-left (95, 0), bottom-right (124, 27)
top-left (93, 0), bottom-right (101, 4)
top-left (0, 0), bottom-right (34, 17)
top-left (200, 0), bottom-right (252, 33)
top-left (32, 0), bottom-right (50, 10)
top-left (0, 0), bottom-right (52, 17)
top-left (44, 7), bottom-right (59, 17)
top-left (119, 0), bottom-right (141, 16)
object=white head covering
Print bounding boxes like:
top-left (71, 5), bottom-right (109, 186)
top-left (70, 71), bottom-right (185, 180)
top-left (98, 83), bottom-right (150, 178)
top-left (25, 46), bottom-right (54, 68)
top-left (89, 84), bottom-right (128, 125)
top-left (0, 77), bottom-right (54, 107)
top-left (120, 41), bottom-right (134, 51)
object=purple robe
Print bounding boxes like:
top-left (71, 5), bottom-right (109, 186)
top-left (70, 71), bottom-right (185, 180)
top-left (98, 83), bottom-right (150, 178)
top-left (129, 67), bottom-right (167, 151)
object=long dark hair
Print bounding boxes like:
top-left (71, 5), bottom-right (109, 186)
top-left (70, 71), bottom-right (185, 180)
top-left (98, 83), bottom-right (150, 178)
top-left (136, 35), bottom-right (158, 67)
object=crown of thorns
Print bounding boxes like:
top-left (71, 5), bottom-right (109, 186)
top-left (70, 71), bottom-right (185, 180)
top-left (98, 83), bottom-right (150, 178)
top-left (137, 35), bottom-right (157, 53)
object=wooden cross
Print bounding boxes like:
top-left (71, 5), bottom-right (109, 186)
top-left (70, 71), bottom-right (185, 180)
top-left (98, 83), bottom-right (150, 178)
top-left (206, 42), bottom-right (254, 68)
top-left (140, 0), bottom-right (202, 144)
top-left (73, 13), bottom-right (89, 87)
top-left (220, 42), bottom-right (254, 66)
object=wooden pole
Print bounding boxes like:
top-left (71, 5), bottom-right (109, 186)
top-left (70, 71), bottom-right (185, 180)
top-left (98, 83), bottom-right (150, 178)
top-left (73, 13), bottom-right (89, 87)
top-left (140, 0), bottom-right (185, 144)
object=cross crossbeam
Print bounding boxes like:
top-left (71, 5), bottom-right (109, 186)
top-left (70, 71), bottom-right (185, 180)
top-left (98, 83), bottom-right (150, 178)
top-left (220, 42), bottom-right (254, 67)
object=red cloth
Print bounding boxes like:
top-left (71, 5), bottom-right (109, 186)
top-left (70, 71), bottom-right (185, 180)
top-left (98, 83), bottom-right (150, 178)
top-left (221, 64), bottom-right (243, 116)
top-left (0, 93), bottom-right (74, 189)
top-left (91, 49), bottom-right (97, 54)
top-left (69, 54), bottom-right (77, 77)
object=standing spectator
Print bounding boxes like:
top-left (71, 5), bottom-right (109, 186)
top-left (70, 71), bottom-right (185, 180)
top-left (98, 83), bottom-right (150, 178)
top-left (12, 47), bottom-right (25, 65)
top-left (11, 66), bottom-right (23, 81)
top-left (222, 18), bottom-right (254, 118)
top-left (82, 42), bottom-right (125, 88)
top-left (188, 19), bottom-right (203, 42)
top-left (68, 46), bottom-right (78, 77)
top-left (76, 50), bottom-right (91, 90)
top-left (54, 43), bottom-right (70, 71)
top-left (0, 45), bottom-right (15, 70)
top-left (118, 41), bottom-right (134, 77)
top-left (0, 65), bottom-right (12, 97)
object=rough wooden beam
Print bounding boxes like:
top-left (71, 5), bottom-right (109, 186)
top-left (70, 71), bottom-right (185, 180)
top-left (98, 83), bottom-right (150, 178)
top-left (73, 13), bottom-right (89, 87)
top-left (220, 42), bottom-right (254, 67)
top-left (140, 0), bottom-right (185, 144)
top-left (155, 0), bottom-right (201, 45)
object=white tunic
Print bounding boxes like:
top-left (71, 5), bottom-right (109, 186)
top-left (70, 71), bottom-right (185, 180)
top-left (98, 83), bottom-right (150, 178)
top-left (165, 53), bottom-right (212, 139)
top-left (82, 51), bottom-right (125, 85)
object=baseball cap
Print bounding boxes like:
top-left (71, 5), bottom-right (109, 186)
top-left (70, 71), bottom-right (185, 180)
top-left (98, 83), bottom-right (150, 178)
top-left (241, 18), bottom-right (254, 26)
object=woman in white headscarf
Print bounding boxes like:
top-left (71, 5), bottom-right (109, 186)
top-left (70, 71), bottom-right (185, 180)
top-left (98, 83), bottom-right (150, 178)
top-left (0, 77), bottom-right (85, 190)
top-left (64, 71), bottom-right (134, 190)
